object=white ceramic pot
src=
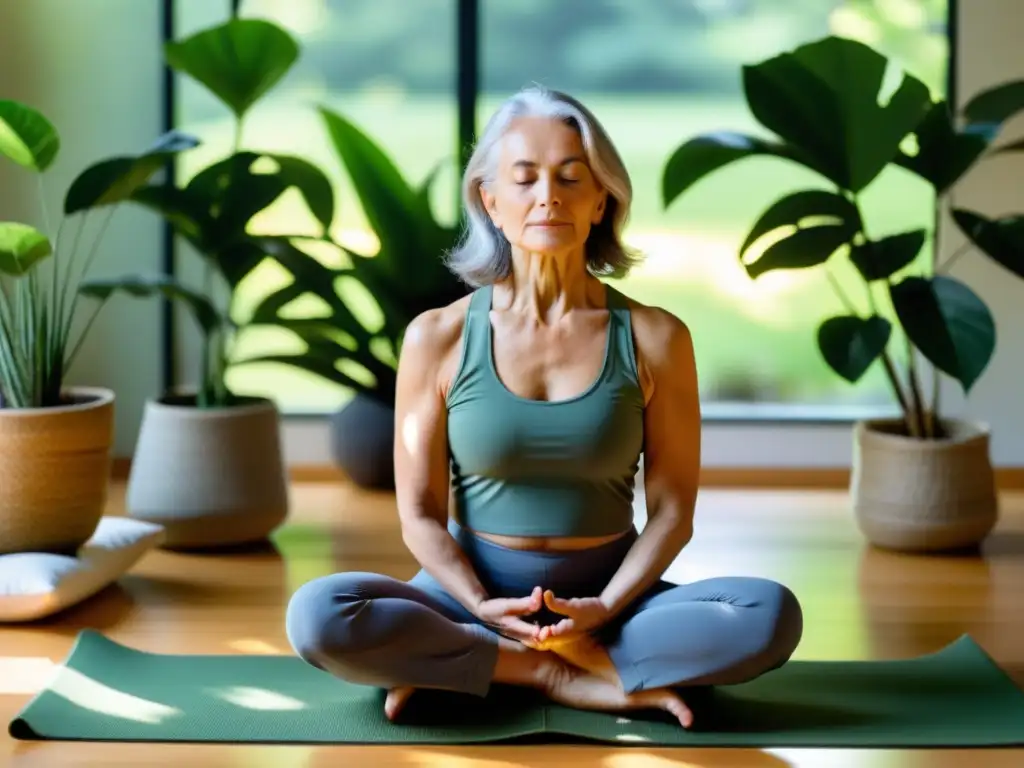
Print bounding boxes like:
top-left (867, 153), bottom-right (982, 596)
top-left (0, 387), bottom-right (114, 555)
top-left (851, 417), bottom-right (998, 553)
top-left (127, 394), bottom-right (289, 549)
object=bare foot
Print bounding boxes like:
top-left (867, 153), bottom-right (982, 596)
top-left (539, 633), bottom-right (620, 686)
top-left (384, 686), bottom-right (415, 721)
top-left (542, 659), bottom-right (692, 728)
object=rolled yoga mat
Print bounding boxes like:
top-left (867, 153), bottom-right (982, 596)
top-left (9, 630), bottom-right (1024, 747)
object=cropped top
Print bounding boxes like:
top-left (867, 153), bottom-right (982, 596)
top-left (445, 283), bottom-right (645, 538)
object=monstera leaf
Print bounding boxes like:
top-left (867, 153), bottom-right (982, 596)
top-left (737, 190), bottom-right (861, 278)
top-left (952, 208), bottom-right (1024, 280)
top-left (741, 36), bottom-right (932, 193)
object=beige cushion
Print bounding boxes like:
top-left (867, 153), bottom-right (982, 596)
top-left (0, 517), bottom-right (164, 622)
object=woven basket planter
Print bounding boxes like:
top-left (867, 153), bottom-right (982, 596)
top-left (851, 417), bottom-right (998, 553)
top-left (126, 394), bottom-right (288, 550)
top-left (0, 387), bottom-right (114, 555)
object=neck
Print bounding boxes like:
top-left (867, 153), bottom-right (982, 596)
top-left (504, 247), bottom-right (594, 321)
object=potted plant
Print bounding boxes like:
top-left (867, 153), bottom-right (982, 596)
top-left (660, 35), bottom-right (1024, 552)
top-left (0, 99), bottom-right (196, 554)
top-left (84, 17), bottom-right (337, 549)
top-left (238, 108), bottom-right (469, 489)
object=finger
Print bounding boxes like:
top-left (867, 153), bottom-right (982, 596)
top-left (547, 618), bottom-right (575, 637)
top-left (501, 587), bottom-right (543, 616)
top-left (502, 617), bottom-right (541, 641)
top-left (543, 589), bottom-right (574, 616)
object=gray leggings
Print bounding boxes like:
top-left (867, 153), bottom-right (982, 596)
top-left (286, 520), bottom-right (803, 698)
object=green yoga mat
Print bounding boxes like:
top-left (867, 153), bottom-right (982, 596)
top-left (9, 630), bottom-right (1024, 747)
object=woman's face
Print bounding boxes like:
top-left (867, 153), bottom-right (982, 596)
top-left (480, 116), bottom-right (608, 259)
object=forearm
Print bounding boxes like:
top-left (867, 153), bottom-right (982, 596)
top-left (599, 508), bottom-right (693, 617)
top-left (401, 514), bottom-right (489, 614)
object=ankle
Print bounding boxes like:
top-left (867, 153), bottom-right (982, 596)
top-left (492, 642), bottom-right (563, 690)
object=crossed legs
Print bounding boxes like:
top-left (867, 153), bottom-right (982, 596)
top-left (286, 567), bottom-right (803, 722)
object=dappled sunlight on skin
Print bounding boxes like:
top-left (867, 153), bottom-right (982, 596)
top-left (227, 638), bottom-right (284, 655)
top-left (0, 657), bottom-right (56, 695)
top-left (211, 686), bottom-right (306, 711)
top-left (402, 411), bottom-right (421, 459)
top-left (49, 667), bottom-right (181, 725)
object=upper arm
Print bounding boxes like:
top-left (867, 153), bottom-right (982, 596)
top-left (392, 303), bottom-right (465, 529)
top-left (633, 305), bottom-right (701, 530)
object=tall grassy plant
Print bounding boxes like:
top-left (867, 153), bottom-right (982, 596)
top-left (0, 99), bottom-right (197, 408)
top-left (85, 17), bottom-right (336, 408)
top-left (662, 36), bottom-right (1024, 439)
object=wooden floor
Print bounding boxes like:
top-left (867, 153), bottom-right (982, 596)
top-left (2, 480), bottom-right (1023, 767)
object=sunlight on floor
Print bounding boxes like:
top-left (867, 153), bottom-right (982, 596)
top-left (50, 667), bottom-right (181, 724)
top-left (603, 753), bottom-right (705, 768)
top-left (212, 686), bottom-right (306, 711)
top-left (228, 638), bottom-right (284, 655)
top-left (0, 656), bottom-right (56, 695)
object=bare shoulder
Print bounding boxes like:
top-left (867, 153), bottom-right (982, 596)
top-left (618, 293), bottom-right (696, 399)
top-left (398, 292), bottom-right (474, 392)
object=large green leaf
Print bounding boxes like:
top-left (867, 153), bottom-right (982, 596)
top-left (164, 18), bottom-right (299, 119)
top-left (0, 222), bottom-right (52, 275)
top-left (893, 100), bottom-right (988, 192)
top-left (318, 106), bottom-right (435, 275)
top-left (79, 274), bottom-right (223, 336)
top-left (745, 225), bottom-right (853, 278)
top-left (742, 36), bottom-right (932, 192)
top-left (739, 190), bottom-right (859, 278)
top-left (961, 80), bottom-right (1024, 140)
top-left (262, 153), bottom-right (335, 233)
top-left (739, 189), bottom-right (860, 257)
top-left (64, 131), bottom-right (200, 215)
top-left (0, 100), bottom-right (59, 172)
top-left (890, 275), bottom-right (995, 392)
top-left (661, 133), bottom-right (824, 208)
top-left (849, 230), bottom-right (926, 281)
top-left (817, 314), bottom-right (892, 382)
top-left (951, 208), bottom-right (1024, 279)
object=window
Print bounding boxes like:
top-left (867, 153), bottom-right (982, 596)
top-left (172, 0), bottom-right (950, 417)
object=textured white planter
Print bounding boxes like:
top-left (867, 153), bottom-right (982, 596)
top-left (127, 395), bottom-right (288, 549)
top-left (851, 417), bottom-right (998, 553)
top-left (0, 387), bottom-right (114, 555)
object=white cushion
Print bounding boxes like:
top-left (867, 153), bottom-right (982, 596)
top-left (0, 517), bottom-right (165, 622)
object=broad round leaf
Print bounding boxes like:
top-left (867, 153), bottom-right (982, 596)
top-left (849, 230), bottom-right (926, 281)
top-left (0, 100), bottom-right (59, 172)
top-left (742, 36), bottom-right (932, 192)
top-left (661, 132), bottom-right (824, 208)
top-left (962, 80), bottom-right (1024, 139)
top-left (64, 130), bottom-right (200, 214)
top-left (951, 208), bottom-right (1024, 279)
top-left (740, 189), bottom-right (860, 257)
top-left (164, 19), bottom-right (299, 119)
top-left (890, 275), bottom-right (995, 392)
top-left (744, 224), bottom-right (852, 278)
top-left (0, 222), bottom-right (52, 275)
top-left (817, 315), bottom-right (892, 382)
top-left (78, 274), bottom-right (222, 335)
top-left (894, 100), bottom-right (988, 193)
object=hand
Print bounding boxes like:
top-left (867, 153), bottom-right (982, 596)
top-left (534, 590), bottom-right (613, 647)
top-left (473, 586), bottom-right (543, 645)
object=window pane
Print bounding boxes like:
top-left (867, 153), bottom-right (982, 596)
top-left (173, 0), bottom-right (458, 412)
top-left (479, 0), bottom-right (949, 413)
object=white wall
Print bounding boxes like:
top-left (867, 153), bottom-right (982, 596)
top-left (3, 0), bottom-right (1020, 467)
top-left (0, 0), bottom-right (164, 458)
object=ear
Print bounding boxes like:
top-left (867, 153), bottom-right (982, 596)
top-left (479, 183), bottom-right (502, 229)
top-left (592, 189), bottom-right (608, 225)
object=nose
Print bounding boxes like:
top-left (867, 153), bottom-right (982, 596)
top-left (535, 174), bottom-right (561, 207)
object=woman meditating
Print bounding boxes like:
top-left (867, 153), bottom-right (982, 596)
top-left (286, 86), bottom-right (803, 728)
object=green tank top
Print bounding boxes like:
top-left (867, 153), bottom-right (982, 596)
top-left (446, 282), bottom-right (644, 538)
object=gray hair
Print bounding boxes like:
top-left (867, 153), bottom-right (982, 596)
top-left (444, 86), bottom-right (642, 287)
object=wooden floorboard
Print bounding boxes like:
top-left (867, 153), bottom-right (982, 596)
top-left (2, 481), bottom-right (1023, 767)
